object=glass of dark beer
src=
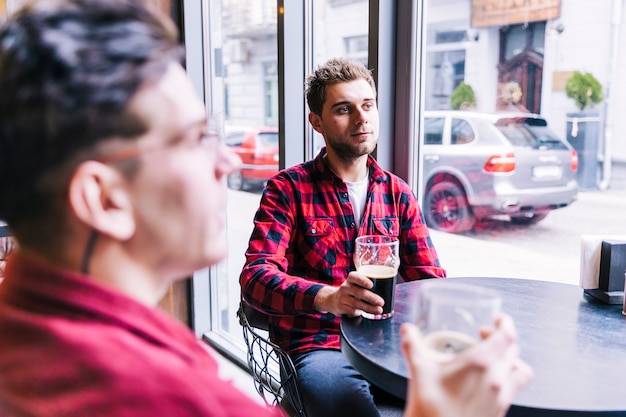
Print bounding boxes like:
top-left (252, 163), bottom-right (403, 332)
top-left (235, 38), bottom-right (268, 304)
top-left (354, 235), bottom-right (399, 320)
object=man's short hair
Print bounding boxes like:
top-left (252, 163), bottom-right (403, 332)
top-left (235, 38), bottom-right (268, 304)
top-left (0, 0), bottom-right (183, 243)
top-left (305, 57), bottom-right (377, 116)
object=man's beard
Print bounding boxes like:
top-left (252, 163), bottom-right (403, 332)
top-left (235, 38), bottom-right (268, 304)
top-left (326, 137), bottom-right (376, 161)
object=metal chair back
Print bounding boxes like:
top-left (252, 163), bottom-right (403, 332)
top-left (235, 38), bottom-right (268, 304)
top-left (237, 301), bottom-right (308, 417)
top-left (238, 301), bottom-right (404, 416)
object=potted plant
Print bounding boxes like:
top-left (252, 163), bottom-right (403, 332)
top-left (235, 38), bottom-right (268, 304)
top-left (450, 82), bottom-right (476, 110)
top-left (565, 71), bottom-right (604, 110)
top-left (564, 71), bottom-right (604, 190)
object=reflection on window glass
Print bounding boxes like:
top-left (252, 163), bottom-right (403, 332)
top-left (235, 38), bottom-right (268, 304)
top-left (504, 25), bottom-right (526, 60)
top-left (311, 0), bottom-right (368, 156)
top-left (531, 22), bottom-right (546, 55)
top-left (212, 0), bottom-right (279, 349)
top-left (419, 0), bottom-right (626, 286)
top-left (424, 117), bottom-right (445, 145)
top-left (197, 0), bottom-right (626, 365)
top-left (344, 35), bottom-right (368, 67)
top-left (450, 119), bottom-right (474, 145)
top-left (213, 0), bottom-right (370, 357)
top-left (435, 30), bottom-right (466, 44)
top-left (425, 50), bottom-right (466, 110)
top-left (263, 62), bottom-right (278, 126)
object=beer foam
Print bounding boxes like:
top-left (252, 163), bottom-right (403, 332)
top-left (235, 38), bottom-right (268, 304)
top-left (357, 264), bottom-right (397, 278)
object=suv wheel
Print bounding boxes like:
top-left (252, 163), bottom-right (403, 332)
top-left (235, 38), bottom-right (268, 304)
top-left (424, 181), bottom-right (476, 233)
top-left (227, 171), bottom-right (245, 190)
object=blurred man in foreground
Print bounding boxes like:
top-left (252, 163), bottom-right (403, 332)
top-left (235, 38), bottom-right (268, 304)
top-left (0, 1), bottom-right (267, 415)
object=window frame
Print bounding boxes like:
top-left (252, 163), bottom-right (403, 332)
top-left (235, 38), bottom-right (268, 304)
top-left (186, 0), bottom-right (427, 367)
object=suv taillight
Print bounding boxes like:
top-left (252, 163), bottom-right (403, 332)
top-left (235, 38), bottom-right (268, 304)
top-left (483, 152), bottom-right (515, 173)
top-left (571, 150), bottom-right (579, 171)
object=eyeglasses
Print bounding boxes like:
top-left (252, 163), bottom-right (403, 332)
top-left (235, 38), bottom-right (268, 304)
top-left (96, 124), bottom-right (222, 164)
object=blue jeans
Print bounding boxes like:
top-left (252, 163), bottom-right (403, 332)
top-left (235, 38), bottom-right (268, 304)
top-left (288, 349), bottom-right (380, 417)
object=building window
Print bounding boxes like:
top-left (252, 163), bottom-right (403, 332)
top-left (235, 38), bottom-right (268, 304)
top-left (263, 62), bottom-right (278, 126)
top-left (344, 35), bottom-right (368, 67)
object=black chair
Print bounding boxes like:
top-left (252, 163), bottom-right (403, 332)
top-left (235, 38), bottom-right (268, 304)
top-left (237, 301), bottom-right (308, 417)
top-left (237, 301), bottom-right (404, 417)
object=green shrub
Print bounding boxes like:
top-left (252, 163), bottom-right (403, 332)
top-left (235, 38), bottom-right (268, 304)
top-left (565, 71), bottom-right (604, 111)
top-left (450, 82), bottom-right (477, 110)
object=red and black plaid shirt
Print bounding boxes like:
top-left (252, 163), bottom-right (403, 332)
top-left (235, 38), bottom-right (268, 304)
top-left (240, 148), bottom-right (446, 355)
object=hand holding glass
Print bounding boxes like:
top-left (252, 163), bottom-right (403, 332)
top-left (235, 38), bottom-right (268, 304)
top-left (414, 281), bottom-right (502, 361)
top-left (354, 235), bottom-right (400, 320)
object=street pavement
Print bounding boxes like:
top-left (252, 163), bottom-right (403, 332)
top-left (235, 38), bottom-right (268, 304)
top-left (429, 229), bottom-right (575, 283)
top-left (430, 162), bottom-right (626, 286)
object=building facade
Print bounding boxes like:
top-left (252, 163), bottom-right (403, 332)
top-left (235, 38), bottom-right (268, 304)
top-left (218, 0), bottom-right (626, 181)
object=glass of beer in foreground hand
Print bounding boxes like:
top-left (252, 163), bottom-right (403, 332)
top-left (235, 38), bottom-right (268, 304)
top-left (415, 281), bottom-right (501, 362)
top-left (354, 235), bottom-right (400, 320)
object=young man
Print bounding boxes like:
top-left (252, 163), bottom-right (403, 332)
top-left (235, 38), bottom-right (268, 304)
top-left (239, 57), bottom-right (449, 416)
top-left (0, 2), bottom-right (530, 417)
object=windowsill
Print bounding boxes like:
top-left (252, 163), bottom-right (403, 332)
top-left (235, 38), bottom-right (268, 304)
top-left (198, 337), bottom-right (263, 405)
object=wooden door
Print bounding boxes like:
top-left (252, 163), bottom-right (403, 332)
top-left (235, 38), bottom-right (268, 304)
top-left (497, 22), bottom-right (545, 114)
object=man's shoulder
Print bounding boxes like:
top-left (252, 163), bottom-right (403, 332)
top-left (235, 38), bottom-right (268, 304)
top-left (271, 158), bottom-right (323, 187)
top-left (0, 311), bottom-right (264, 417)
top-left (375, 169), bottom-right (412, 190)
top-left (281, 158), bottom-right (318, 175)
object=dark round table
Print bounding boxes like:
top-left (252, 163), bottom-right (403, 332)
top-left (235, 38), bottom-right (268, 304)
top-left (341, 277), bottom-right (626, 416)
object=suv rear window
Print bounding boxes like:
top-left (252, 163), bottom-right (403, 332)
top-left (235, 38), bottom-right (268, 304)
top-left (258, 132), bottom-right (278, 147)
top-left (451, 118), bottom-right (475, 144)
top-left (495, 119), bottom-right (568, 150)
top-left (226, 132), bottom-right (245, 146)
top-left (423, 117), bottom-right (444, 145)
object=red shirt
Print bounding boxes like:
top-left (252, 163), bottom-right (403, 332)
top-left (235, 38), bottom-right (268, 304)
top-left (240, 149), bottom-right (446, 355)
top-left (0, 253), bottom-right (279, 417)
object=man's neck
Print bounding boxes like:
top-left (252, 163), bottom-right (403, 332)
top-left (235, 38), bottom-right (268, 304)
top-left (88, 248), bottom-right (171, 307)
top-left (324, 151), bottom-right (369, 183)
top-left (25, 239), bottom-right (171, 307)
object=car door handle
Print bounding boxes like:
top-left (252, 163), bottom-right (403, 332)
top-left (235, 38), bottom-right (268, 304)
top-left (424, 155), bottom-right (439, 162)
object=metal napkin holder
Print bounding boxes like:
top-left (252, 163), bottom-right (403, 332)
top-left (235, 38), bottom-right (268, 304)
top-left (584, 240), bottom-right (626, 304)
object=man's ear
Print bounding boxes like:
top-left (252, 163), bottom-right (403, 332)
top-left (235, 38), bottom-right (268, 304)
top-left (68, 161), bottom-right (135, 241)
top-left (308, 112), bottom-right (324, 134)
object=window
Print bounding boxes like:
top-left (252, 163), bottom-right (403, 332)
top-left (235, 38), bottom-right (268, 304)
top-left (424, 117), bottom-right (445, 145)
top-left (311, 0), bottom-right (369, 157)
top-left (435, 30), bottom-right (467, 44)
top-left (417, 0), bottom-right (624, 281)
top-left (184, 0), bottom-right (279, 360)
top-left (450, 119), bottom-right (474, 145)
top-left (188, 0), bottom-right (368, 366)
top-left (424, 27), bottom-right (467, 110)
top-left (344, 35), bottom-right (368, 67)
top-left (425, 50), bottom-right (466, 110)
top-left (187, 0), bottom-right (626, 370)
top-left (503, 22), bottom-right (546, 60)
top-left (264, 62), bottom-right (278, 126)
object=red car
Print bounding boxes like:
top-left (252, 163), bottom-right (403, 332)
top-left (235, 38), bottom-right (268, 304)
top-left (225, 126), bottom-right (279, 190)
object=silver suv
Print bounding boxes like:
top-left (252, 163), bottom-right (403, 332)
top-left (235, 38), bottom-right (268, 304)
top-left (421, 111), bottom-right (578, 233)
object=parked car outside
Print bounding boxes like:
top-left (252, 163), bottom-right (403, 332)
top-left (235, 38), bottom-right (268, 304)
top-left (225, 126), bottom-right (279, 190)
top-left (421, 111), bottom-right (579, 233)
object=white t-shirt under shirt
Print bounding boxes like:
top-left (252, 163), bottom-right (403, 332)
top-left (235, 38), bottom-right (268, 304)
top-left (345, 176), bottom-right (369, 227)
